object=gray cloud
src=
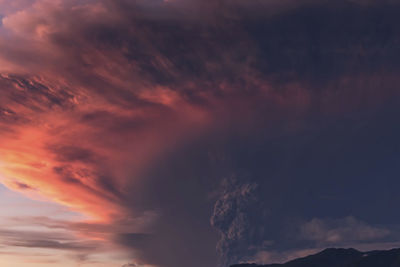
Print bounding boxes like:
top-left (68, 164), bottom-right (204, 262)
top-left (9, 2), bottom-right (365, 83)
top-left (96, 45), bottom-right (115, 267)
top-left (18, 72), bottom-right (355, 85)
top-left (300, 216), bottom-right (391, 245)
top-left (4, 239), bottom-right (96, 250)
top-left (0, 228), bottom-right (98, 251)
top-left (121, 264), bottom-right (139, 267)
top-left (210, 177), bottom-right (258, 266)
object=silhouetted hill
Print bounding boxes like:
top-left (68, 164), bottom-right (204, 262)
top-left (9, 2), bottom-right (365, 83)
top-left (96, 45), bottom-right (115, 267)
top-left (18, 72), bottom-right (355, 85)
top-left (231, 248), bottom-right (400, 267)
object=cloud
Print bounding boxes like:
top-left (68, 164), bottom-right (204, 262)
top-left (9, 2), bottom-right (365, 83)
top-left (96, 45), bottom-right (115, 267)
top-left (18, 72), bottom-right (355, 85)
top-left (1, 0), bottom-right (400, 267)
top-left (0, 216), bottom-right (133, 265)
top-left (0, 228), bottom-right (98, 252)
top-left (238, 216), bottom-right (400, 265)
top-left (300, 216), bottom-right (391, 245)
top-left (248, 248), bottom-right (320, 265)
top-left (4, 239), bottom-right (95, 250)
top-left (210, 177), bottom-right (258, 266)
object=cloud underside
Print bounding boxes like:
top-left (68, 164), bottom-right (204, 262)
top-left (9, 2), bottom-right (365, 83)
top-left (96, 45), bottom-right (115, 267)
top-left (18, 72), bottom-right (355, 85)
top-left (1, 0), bottom-right (400, 266)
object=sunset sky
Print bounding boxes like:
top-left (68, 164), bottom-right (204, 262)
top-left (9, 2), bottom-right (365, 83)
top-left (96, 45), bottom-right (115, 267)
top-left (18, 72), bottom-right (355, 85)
top-left (1, 0), bottom-right (400, 266)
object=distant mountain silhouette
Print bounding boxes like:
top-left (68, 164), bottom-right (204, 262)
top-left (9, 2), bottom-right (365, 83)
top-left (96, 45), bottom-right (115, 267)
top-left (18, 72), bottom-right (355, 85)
top-left (231, 248), bottom-right (400, 267)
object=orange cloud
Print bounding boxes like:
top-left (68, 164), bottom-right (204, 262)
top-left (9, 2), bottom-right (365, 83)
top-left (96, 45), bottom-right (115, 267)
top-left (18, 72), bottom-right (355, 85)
top-left (1, 1), bottom-right (400, 266)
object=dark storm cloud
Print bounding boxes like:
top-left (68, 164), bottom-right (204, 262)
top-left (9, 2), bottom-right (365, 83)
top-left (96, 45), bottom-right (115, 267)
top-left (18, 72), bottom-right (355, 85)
top-left (206, 101), bottom-right (400, 264)
top-left (2, 0), bottom-right (400, 267)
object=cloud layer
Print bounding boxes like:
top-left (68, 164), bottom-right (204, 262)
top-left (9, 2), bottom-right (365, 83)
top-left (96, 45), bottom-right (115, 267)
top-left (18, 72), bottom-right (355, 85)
top-left (1, 0), bottom-right (400, 266)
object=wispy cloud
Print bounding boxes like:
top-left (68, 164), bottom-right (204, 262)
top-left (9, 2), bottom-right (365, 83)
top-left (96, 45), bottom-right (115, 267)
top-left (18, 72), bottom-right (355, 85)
top-left (300, 216), bottom-right (391, 245)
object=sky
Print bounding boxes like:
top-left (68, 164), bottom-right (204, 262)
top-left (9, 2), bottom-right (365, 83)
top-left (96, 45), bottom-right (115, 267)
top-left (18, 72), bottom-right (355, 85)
top-left (1, 0), bottom-right (400, 266)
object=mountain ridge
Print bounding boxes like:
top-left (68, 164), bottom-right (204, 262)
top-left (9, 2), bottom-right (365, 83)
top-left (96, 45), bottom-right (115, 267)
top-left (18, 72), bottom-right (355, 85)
top-left (231, 248), bottom-right (400, 267)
